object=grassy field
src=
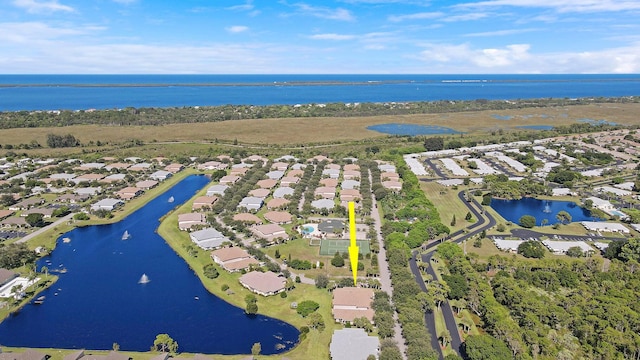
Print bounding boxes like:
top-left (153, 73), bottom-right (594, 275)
top-left (420, 182), bottom-right (475, 233)
top-left (2, 103), bottom-right (639, 149)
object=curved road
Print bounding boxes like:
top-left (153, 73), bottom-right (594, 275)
top-left (410, 190), bottom-right (497, 357)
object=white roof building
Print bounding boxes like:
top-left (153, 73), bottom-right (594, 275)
top-left (542, 240), bottom-right (594, 255)
top-left (403, 155), bottom-right (429, 176)
top-left (149, 170), bottom-right (172, 181)
top-left (341, 180), bottom-right (360, 190)
top-left (265, 170), bottom-right (285, 180)
top-left (311, 199), bottom-right (335, 210)
top-left (189, 228), bottom-right (228, 250)
top-left (91, 198), bottom-right (123, 211)
top-left (439, 158), bottom-right (469, 177)
top-left (273, 187), bottom-right (294, 199)
top-left (594, 186), bottom-right (632, 197)
top-left (436, 179), bottom-right (464, 187)
top-left (580, 221), bottom-right (630, 233)
top-left (330, 328), bottom-right (379, 360)
top-left (586, 197), bottom-right (615, 211)
top-left (206, 184), bottom-right (229, 196)
top-left (238, 196), bottom-right (264, 211)
top-left (492, 238), bottom-right (525, 252)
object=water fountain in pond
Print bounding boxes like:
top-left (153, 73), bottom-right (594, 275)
top-left (543, 201), bottom-right (551, 213)
top-left (138, 274), bottom-right (150, 284)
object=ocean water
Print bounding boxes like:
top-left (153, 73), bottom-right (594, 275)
top-left (0, 175), bottom-right (299, 355)
top-left (0, 74), bottom-right (639, 111)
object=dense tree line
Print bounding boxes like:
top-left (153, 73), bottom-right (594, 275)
top-left (0, 243), bottom-right (37, 268)
top-left (440, 241), bottom-right (640, 359)
top-left (46, 133), bottom-right (80, 148)
top-left (377, 156), bottom-right (450, 360)
top-left (1, 97), bottom-right (636, 130)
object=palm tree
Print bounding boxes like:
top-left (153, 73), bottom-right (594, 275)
top-left (439, 330), bottom-right (452, 348)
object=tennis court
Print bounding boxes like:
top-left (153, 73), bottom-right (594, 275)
top-left (319, 238), bottom-right (370, 256)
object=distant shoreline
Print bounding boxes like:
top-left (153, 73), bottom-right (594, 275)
top-left (1, 78), bottom-right (639, 88)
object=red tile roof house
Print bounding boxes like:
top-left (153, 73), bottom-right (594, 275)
top-left (308, 155), bottom-right (332, 163)
top-left (211, 247), bottom-right (259, 272)
top-left (325, 163), bottom-right (341, 170)
top-left (343, 164), bottom-right (360, 171)
top-left (332, 287), bottom-right (375, 324)
top-left (230, 167), bottom-right (250, 176)
top-left (286, 169), bottom-right (305, 178)
top-left (342, 170), bottom-right (361, 180)
top-left (136, 180), bottom-right (159, 190)
top-left (319, 178), bottom-right (339, 187)
top-left (116, 187), bottom-right (143, 200)
top-left (264, 211), bottom-right (293, 224)
top-left (219, 175), bottom-right (241, 185)
top-left (21, 207), bottom-right (55, 219)
top-left (104, 162), bottom-right (131, 171)
top-left (279, 176), bottom-right (300, 187)
top-left (256, 179), bottom-right (278, 189)
top-left (340, 189), bottom-right (362, 202)
top-left (72, 173), bottom-right (106, 184)
top-left (271, 162), bottom-right (290, 171)
top-left (233, 213), bottom-right (263, 224)
top-left (178, 213), bottom-right (207, 231)
top-left (101, 174), bottom-right (127, 184)
top-left (251, 223), bottom-right (288, 243)
top-left (249, 188), bottom-right (271, 198)
top-left (239, 271), bottom-right (286, 296)
top-left (0, 210), bottom-right (15, 220)
top-left (192, 196), bottom-right (218, 211)
top-left (382, 180), bottom-right (402, 191)
top-left (381, 172), bottom-right (400, 181)
top-left (266, 198), bottom-right (290, 210)
top-left (315, 186), bottom-right (337, 199)
top-left (162, 163), bottom-right (184, 173)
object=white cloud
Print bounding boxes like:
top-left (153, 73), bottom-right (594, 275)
top-left (309, 33), bottom-right (356, 40)
top-left (227, 1), bottom-right (254, 11)
top-left (0, 22), bottom-right (102, 43)
top-left (454, 0), bottom-right (640, 13)
top-left (441, 12), bottom-right (489, 21)
top-left (12, 0), bottom-right (74, 13)
top-left (417, 41), bottom-right (640, 73)
top-left (388, 11), bottom-right (443, 22)
top-left (226, 26), bottom-right (249, 33)
top-left (291, 3), bottom-right (355, 21)
top-left (464, 28), bottom-right (539, 37)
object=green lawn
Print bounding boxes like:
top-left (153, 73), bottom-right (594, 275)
top-left (420, 182), bottom-right (473, 234)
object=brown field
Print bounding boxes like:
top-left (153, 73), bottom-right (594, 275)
top-left (2, 103), bottom-right (639, 149)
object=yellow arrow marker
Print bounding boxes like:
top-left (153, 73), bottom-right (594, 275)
top-left (348, 201), bottom-right (359, 286)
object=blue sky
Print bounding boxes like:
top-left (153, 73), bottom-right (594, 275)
top-left (1, 0), bottom-right (639, 73)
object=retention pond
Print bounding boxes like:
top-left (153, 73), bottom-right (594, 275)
top-left (0, 175), bottom-right (299, 355)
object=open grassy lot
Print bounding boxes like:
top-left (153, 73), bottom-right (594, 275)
top-left (2, 103), bottom-right (639, 148)
top-left (420, 182), bottom-right (475, 234)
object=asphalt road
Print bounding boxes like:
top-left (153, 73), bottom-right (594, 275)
top-left (409, 190), bottom-right (497, 358)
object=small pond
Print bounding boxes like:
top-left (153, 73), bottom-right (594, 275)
top-left (0, 175), bottom-right (299, 354)
top-left (367, 123), bottom-right (461, 136)
top-left (491, 197), bottom-right (599, 226)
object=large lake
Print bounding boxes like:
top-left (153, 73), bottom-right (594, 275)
top-left (0, 175), bottom-right (299, 355)
top-left (491, 197), bottom-right (598, 226)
